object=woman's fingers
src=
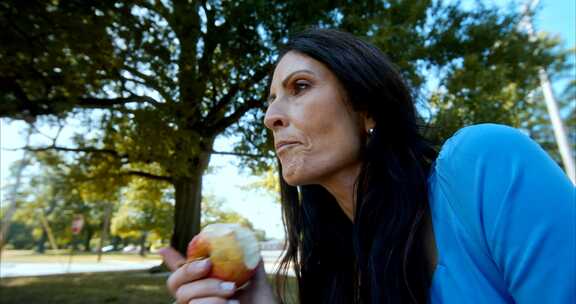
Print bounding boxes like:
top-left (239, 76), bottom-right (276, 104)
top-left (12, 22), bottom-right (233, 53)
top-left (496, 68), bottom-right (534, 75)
top-left (158, 246), bottom-right (187, 271)
top-left (160, 246), bottom-right (240, 304)
top-left (167, 259), bottom-right (212, 295)
top-left (174, 278), bottom-right (237, 303)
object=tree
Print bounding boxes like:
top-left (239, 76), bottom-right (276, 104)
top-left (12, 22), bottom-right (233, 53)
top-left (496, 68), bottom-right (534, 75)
top-left (7, 154), bottom-right (80, 251)
top-left (201, 194), bottom-right (252, 226)
top-left (0, 0), bottom-right (385, 254)
top-left (5, 147), bottom-right (125, 252)
top-left (3, 221), bottom-right (35, 249)
top-left (111, 177), bottom-right (173, 255)
top-left (242, 164), bottom-right (281, 204)
top-left (0, 127), bottom-right (32, 250)
top-left (1, 0), bottom-right (569, 255)
top-left (355, 1), bottom-right (571, 151)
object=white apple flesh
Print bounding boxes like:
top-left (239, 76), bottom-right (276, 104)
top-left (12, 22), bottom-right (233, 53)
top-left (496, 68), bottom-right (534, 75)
top-left (186, 223), bottom-right (261, 286)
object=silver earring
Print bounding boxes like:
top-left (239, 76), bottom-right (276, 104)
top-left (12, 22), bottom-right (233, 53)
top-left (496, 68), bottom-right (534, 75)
top-left (368, 128), bottom-right (374, 136)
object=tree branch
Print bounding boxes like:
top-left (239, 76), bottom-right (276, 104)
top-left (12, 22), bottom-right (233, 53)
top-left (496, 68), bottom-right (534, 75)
top-left (198, 0), bottom-right (220, 80)
top-left (171, 1), bottom-right (204, 129)
top-left (204, 63), bottom-right (272, 126)
top-left (120, 170), bottom-right (172, 182)
top-left (208, 97), bottom-right (263, 134)
top-left (122, 65), bottom-right (174, 103)
top-left (19, 144), bottom-right (172, 182)
top-left (17, 145), bottom-right (128, 159)
top-left (77, 170), bottom-right (172, 183)
top-left (132, 0), bottom-right (175, 31)
top-left (0, 93), bottom-right (161, 119)
top-left (76, 95), bottom-right (161, 108)
top-left (211, 150), bottom-right (271, 159)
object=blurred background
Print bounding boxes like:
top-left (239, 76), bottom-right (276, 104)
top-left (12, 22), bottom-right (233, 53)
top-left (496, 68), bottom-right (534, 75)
top-left (0, 0), bottom-right (574, 303)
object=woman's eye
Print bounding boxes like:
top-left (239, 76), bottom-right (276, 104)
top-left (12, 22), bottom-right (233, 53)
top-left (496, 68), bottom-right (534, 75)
top-left (293, 81), bottom-right (310, 95)
top-left (267, 95), bottom-right (276, 104)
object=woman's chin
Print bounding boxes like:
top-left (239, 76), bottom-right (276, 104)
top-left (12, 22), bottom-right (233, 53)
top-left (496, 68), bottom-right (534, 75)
top-left (281, 160), bottom-right (321, 186)
top-left (282, 175), bottom-right (302, 186)
top-left (282, 172), bottom-right (318, 187)
top-left (282, 171), bottom-right (307, 186)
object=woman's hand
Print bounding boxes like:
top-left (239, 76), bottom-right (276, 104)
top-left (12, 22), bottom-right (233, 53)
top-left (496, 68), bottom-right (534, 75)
top-left (159, 246), bottom-right (277, 304)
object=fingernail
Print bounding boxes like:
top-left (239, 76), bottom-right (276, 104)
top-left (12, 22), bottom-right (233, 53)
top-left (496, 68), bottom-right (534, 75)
top-left (188, 259), bottom-right (209, 272)
top-left (227, 300), bottom-right (239, 304)
top-left (220, 281), bottom-right (236, 291)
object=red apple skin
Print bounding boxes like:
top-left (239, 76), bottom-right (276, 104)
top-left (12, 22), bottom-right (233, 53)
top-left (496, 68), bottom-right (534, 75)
top-left (186, 231), bottom-right (258, 286)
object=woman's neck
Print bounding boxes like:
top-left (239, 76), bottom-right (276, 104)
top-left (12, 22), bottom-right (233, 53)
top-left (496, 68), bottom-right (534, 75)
top-left (319, 163), bottom-right (361, 222)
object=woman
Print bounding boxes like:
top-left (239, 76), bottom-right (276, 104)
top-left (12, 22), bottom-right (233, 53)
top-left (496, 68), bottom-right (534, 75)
top-left (161, 29), bottom-right (575, 304)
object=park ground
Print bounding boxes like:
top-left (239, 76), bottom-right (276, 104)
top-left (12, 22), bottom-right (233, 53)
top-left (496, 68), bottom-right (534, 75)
top-left (0, 250), bottom-right (297, 304)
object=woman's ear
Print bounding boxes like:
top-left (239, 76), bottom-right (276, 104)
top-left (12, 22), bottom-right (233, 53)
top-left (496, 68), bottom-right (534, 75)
top-left (361, 113), bottom-right (375, 134)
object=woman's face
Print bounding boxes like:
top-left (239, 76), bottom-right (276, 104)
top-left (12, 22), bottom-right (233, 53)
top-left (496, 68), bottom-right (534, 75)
top-left (264, 51), bottom-right (368, 186)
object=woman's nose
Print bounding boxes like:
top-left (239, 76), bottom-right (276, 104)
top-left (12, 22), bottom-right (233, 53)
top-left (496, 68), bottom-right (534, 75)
top-left (264, 103), bottom-right (287, 130)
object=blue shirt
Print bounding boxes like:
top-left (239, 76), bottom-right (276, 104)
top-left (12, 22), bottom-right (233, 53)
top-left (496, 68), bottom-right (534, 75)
top-left (427, 124), bottom-right (575, 303)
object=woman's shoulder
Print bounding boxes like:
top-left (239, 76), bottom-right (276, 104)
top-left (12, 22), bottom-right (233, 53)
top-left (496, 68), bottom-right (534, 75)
top-left (431, 123), bottom-right (567, 200)
top-left (429, 122), bottom-right (572, 242)
top-left (429, 124), bottom-right (575, 304)
top-left (429, 123), bottom-right (568, 238)
top-left (432, 123), bottom-right (564, 183)
top-left (437, 123), bottom-right (538, 163)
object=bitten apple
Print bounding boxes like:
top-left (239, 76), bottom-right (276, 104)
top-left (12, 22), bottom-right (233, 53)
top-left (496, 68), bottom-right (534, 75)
top-left (186, 223), bottom-right (261, 286)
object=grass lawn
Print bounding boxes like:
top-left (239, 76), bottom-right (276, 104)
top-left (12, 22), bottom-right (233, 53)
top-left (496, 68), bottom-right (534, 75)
top-left (0, 251), bottom-right (298, 303)
top-left (0, 271), bottom-right (298, 304)
top-left (0, 270), bottom-right (171, 304)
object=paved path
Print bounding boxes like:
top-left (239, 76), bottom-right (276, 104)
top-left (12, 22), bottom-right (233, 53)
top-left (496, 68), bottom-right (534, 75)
top-left (0, 250), bottom-right (292, 278)
top-left (0, 260), bottom-right (161, 278)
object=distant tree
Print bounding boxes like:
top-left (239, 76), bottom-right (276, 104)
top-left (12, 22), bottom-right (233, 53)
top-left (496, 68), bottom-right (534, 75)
top-left (241, 164), bottom-right (281, 204)
top-left (6, 149), bottom-right (124, 252)
top-left (201, 194), bottom-right (258, 234)
top-left (111, 177), bottom-right (173, 255)
top-left (4, 221), bottom-right (35, 249)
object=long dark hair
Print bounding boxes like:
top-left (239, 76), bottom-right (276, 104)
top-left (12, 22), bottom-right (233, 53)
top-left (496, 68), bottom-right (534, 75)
top-left (273, 29), bottom-right (438, 304)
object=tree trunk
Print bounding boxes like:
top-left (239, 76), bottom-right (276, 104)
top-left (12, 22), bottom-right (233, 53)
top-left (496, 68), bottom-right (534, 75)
top-left (83, 225), bottom-right (93, 252)
top-left (71, 236), bottom-right (79, 251)
top-left (139, 231), bottom-right (148, 257)
top-left (36, 230), bottom-right (47, 253)
top-left (97, 203), bottom-right (113, 262)
top-left (171, 150), bottom-right (212, 256)
top-left (39, 209), bottom-right (58, 251)
top-left (112, 236), bottom-right (121, 250)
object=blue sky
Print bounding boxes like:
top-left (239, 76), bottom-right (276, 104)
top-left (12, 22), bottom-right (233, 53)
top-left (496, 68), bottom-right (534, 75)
top-left (535, 0), bottom-right (575, 48)
top-left (1, 0), bottom-right (574, 240)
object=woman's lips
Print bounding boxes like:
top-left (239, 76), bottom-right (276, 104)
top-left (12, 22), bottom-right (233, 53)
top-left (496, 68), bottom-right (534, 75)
top-left (276, 141), bottom-right (301, 154)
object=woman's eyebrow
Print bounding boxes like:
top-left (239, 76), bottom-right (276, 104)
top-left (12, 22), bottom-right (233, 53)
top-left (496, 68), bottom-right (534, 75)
top-left (281, 69), bottom-right (315, 87)
top-left (268, 69), bottom-right (316, 101)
